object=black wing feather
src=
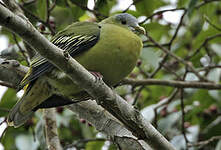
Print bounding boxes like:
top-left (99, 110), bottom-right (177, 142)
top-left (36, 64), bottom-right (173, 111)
top-left (19, 32), bottom-right (100, 89)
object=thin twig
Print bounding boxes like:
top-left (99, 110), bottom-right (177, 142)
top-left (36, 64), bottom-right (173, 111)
top-left (132, 85), bottom-right (144, 105)
top-left (71, 1), bottom-right (106, 18)
top-left (180, 88), bottom-right (189, 149)
top-left (153, 88), bottom-right (179, 128)
top-left (197, 65), bottom-right (221, 71)
top-left (150, 10), bottom-right (187, 78)
top-left (122, 0), bottom-right (141, 13)
top-left (0, 80), bottom-right (17, 89)
top-left (205, 16), bottom-right (221, 31)
top-left (144, 43), bottom-right (170, 48)
top-left (46, 0), bottom-right (50, 23)
top-left (22, 0), bottom-right (36, 6)
top-left (48, 0), bottom-right (56, 12)
top-left (12, 33), bottom-right (30, 65)
top-left (0, 107), bottom-right (10, 112)
top-left (140, 8), bottom-right (186, 24)
top-left (19, 4), bottom-right (55, 35)
top-left (195, 0), bottom-right (221, 9)
top-left (161, 63), bottom-right (181, 79)
top-left (185, 33), bottom-right (221, 60)
top-left (146, 33), bottom-right (209, 81)
top-left (121, 78), bottom-right (221, 90)
top-left (150, 55), bottom-right (168, 78)
top-left (138, 66), bottom-right (150, 78)
top-left (180, 70), bottom-right (189, 149)
top-left (168, 10), bottom-right (187, 48)
top-left (188, 136), bottom-right (221, 147)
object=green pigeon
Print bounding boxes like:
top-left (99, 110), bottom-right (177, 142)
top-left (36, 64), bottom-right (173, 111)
top-left (7, 13), bottom-right (145, 127)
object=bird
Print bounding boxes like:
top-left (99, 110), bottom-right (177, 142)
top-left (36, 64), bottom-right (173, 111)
top-left (7, 13), bottom-right (145, 127)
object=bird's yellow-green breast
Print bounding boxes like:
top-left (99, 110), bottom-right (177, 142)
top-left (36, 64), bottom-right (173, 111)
top-left (47, 23), bottom-right (143, 97)
top-left (76, 23), bottom-right (143, 84)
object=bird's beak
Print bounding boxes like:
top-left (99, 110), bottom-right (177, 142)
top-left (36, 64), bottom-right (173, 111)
top-left (134, 25), bottom-right (146, 35)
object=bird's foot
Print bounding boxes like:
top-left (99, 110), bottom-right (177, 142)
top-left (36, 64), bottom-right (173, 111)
top-left (90, 71), bottom-right (103, 82)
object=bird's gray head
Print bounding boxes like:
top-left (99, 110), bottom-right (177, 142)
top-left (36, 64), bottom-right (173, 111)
top-left (101, 13), bottom-right (146, 34)
top-left (115, 13), bottom-right (138, 27)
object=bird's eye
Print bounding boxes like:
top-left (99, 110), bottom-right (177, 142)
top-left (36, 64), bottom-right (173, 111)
top-left (121, 20), bottom-right (127, 25)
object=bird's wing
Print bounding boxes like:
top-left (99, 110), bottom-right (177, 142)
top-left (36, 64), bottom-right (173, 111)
top-left (19, 22), bottom-right (100, 89)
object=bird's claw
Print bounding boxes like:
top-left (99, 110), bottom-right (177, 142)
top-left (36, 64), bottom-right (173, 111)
top-left (63, 51), bottom-right (70, 61)
top-left (90, 71), bottom-right (103, 82)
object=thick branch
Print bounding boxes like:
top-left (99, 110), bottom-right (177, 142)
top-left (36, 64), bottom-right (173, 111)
top-left (0, 58), bottom-right (28, 77)
top-left (67, 101), bottom-right (151, 150)
top-left (0, 5), bottom-right (175, 150)
top-left (2, 0), bottom-right (24, 18)
top-left (44, 108), bottom-right (63, 150)
top-left (0, 66), bottom-right (151, 149)
top-left (0, 59), bottom-right (27, 86)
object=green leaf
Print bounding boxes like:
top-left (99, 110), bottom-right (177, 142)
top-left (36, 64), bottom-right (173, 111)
top-left (55, 0), bottom-right (67, 7)
top-left (85, 141), bottom-right (105, 150)
top-left (143, 22), bottom-right (171, 41)
top-left (177, 0), bottom-right (189, 7)
top-left (202, 117), bottom-right (221, 139)
top-left (135, 0), bottom-right (166, 16)
top-left (94, 0), bottom-right (116, 16)
top-left (187, 0), bottom-right (199, 17)
top-left (0, 89), bottom-right (18, 117)
top-left (189, 17), bottom-right (203, 38)
top-left (70, 0), bottom-right (88, 6)
top-left (2, 127), bottom-right (17, 150)
top-left (1, 27), bottom-right (17, 44)
top-left (37, 0), bottom-right (47, 21)
top-left (2, 127), bottom-right (29, 150)
top-left (69, 3), bottom-right (85, 20)
top-left (108, 143), bottom-right (117, 150)
top-left (51, 3), bottom-right (85, 30)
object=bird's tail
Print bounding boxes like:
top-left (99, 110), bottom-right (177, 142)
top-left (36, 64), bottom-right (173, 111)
top-left (7, 94), bottom-right (34, 128)
top-left (7, 78), bottom-right (52, 128)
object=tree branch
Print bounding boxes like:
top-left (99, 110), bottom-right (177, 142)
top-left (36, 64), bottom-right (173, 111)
top-left (195, 0), bottom-right (221, 9)
top-left (122, 78), bottom-right (221, 90)
top-left (0, 80), bottom-right (17, 89)
top-left (0, 4), bottom-right (175, 150)
top-left (188, 136), bottom-right (221, 148)
top-left (0, 58), bottom-right (27, 86)
top-left (12, 33), bottom-right (30, 65)
top-left (0, 66), bottom-right (152, 149)
top-left (185, 33), bottom-right (221, 60)
top-left (67, 101), bottom-right (152, 150)
top-left (146, 33), bottom-right (209, 81)
top-left (0, 58), bottom-right (28, 77)
top-left (140, 8), bottom-right (185, 24)
top-left (44, 108), bottom-right (63, 150)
